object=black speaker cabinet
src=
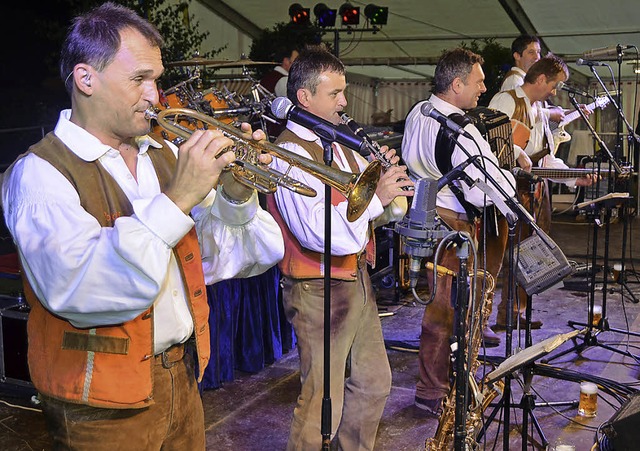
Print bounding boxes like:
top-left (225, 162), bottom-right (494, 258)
top-left (603, 391), bottom-right (640, 450)
top-left (0, 299), bottom-right (32, 387)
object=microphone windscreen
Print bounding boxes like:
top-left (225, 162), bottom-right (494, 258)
top-left (271, 97), bottom-right (292, 119)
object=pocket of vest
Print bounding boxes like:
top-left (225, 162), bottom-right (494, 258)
top-left (62, 331), bottom-right (130, 355)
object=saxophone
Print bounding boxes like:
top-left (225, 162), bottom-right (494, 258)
top-left (425, 270), bottom-right (504, 450)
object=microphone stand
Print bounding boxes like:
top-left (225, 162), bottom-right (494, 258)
top-left (319, 135), bottom-right (334, 451)
top-left (437, 131), bottom-right (537, 450)
top-left (544, 94), bottom-right (640, 364)
top-left (588, 62), bottom-right (640, 149)
top-left (451, 233), bottom-right (471, 451)
top-left (444, 134), bottom-right (580, 449)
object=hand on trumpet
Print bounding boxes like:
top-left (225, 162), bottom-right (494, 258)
top-left (374, 146), bottom-right (415, 206)
top-left (218, 123), bottom-right (273, 203)
top-left (165, 122), bottom-right (269, 213)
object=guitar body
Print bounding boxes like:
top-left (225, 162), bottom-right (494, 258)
top-left (550, 96), bottom-right (611, 154)
top-left (552, 126), bottom-right (572, 152)
top-left (510, 119), bottom-right (531, 150)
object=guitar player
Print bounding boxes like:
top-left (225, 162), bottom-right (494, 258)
top-left (489, 55), bottom-right (597, 330)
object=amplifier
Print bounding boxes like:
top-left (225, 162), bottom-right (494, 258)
top-left (602, 392), bottom-right (640, 450)
top-left (516, 231), bottom-right (573, 295)
top-left (0, 300), bottom-right (32, 388)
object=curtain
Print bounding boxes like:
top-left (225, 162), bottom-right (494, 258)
top-left (201, 265), bottom-right (295, 390)
top-left (346, 78), bottom-right (431, 125)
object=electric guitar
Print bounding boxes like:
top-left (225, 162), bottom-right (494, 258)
top-left (550, 96), bottom-right (611, 153)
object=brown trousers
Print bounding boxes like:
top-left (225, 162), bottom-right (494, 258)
top-left (41, 350), bottom-right (205, 451)
top-left (282, 256), bottom-right (391, 451)
top-left (416, 208), bottom-right (509, 401)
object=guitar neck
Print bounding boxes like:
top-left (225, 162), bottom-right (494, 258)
top-left (530, 167), bottom-right (609, 179)
top-left (557, 101), bottom-right (599, 128)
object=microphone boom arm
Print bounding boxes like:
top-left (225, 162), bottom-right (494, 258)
top-left (588, 66), bottom-right (640, 145)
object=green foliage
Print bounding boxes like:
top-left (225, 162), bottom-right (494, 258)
top-left (461, 38), bottom-right (512, 106)
top-left (121, 0), bottom-right (224, 87)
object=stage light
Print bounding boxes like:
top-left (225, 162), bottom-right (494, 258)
top-left (314, 3), bottom-right (337, 28)
top-left (289, 3), bottom-right (310, 25)
top-left (339, 3), bottom-right (360, 26)
top-left (364, 4), bottom-right (388, 25)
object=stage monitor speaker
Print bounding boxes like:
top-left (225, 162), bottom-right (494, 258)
top-left (602, 391), bottom-right (640, 450)
top-left (0, 301), bottom-right (32, 388)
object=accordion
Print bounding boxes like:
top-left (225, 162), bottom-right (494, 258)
top-left (466, 107), bottom-right (515, 169)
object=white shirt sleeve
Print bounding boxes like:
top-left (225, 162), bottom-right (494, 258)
top-left (2, 153), bottom-right (284, 325)
top-left (271, 139), bottom-right (385, 255)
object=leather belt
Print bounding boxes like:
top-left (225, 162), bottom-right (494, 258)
top-left (155, 342), bottom-right (185, 369)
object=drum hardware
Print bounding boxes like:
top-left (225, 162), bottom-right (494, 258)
top-left (166, 57), bottom-right (276, 68)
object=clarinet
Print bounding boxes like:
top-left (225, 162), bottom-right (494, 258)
top-left (340, 113), bottom-right (413, 190)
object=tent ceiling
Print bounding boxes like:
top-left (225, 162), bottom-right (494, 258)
top-left (200, 0), bottom-right (640, 84)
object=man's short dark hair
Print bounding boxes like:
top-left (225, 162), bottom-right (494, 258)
top-left (60, 2), bottom-right (163, 94)
top-left (523, 54), bottom-right (569, 84)
top-left (287, 45), bottom-right (344, 105)
top-left (511, 35), bottom-right (540, 57)
top-left (273, 44), bottom-right (299, 65)
top-left (432, 48), bottom-right (484, 95)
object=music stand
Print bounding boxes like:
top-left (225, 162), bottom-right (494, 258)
top-left (478, 179), bottom-right (575, 450)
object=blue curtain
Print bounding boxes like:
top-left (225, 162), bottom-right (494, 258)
top-left (201, 265), bottom-right (296, 390)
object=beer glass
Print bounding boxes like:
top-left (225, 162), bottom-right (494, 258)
top-left (578, 381), bottom-right (598, 417)
top-left (612, 263), bottom-right (622, 283)
top-left (592, 305), bottom-right (602, 326)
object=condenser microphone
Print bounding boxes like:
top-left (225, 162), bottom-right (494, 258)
top-left (420, 102), bottom-right (474, 139)
top-left (556, 81), bottom-right (592, 98)
top-left (271, 97), bottom-right (366, 152)
top-left (395, 178), bottom-right (441, 288)
top-left (576, 58), bottom-right (608, 67)
top-left (582, 44), bottom-right (633, 59)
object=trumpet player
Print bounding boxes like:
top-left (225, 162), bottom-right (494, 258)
top-left (1, 3), bottom-right (283, 450)
top-left (267, 45), bottom-right (413, 450)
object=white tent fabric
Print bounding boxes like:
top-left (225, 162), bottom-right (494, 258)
top-left (187, 0), bottom-right (640, 128)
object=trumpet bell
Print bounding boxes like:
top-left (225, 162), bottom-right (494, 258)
top-left (347, 161), bottom-right (381, 222)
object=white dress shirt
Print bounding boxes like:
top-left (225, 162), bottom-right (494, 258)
top-left (402, 94), bottom-right (516, 214)
top-left (500, 66), bottom-right (526, 92)
top-left (271, 121), bottom-right (406, 256)
top-left (2, 110), bottom-right (284, 354)
top-left (273, 66), bottom-right (289, 98)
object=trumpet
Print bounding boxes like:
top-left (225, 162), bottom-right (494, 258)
top-left (340, 113), bottom-right (414, 191)
top-left (145, 107), bottom-right (382, 222)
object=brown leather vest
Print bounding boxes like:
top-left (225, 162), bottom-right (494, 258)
top-left (266, 129), bottom-right (375, 280)
top-left (21, 133), bottom-right (210, 408)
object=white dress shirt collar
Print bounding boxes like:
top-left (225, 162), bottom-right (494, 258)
top-left (54, 109), bottom-right (163, 160)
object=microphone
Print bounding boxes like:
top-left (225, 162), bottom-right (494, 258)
top-left (511, 167), bottom-right (541, 183)
top-left (394, 178), bottom-right (443, 288)
top-left (582, 44), bottom-right (633, 59)
top-left (556, 81), bottom-right (592, 98)
top-left (576, 58), bottom-right (608, 67)
top-left (420, 102), bottom-right (474, 139)
top-left (437, 156), bottom-right (480, 191)
top-left (271, 97), bottom-right (366, 152)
